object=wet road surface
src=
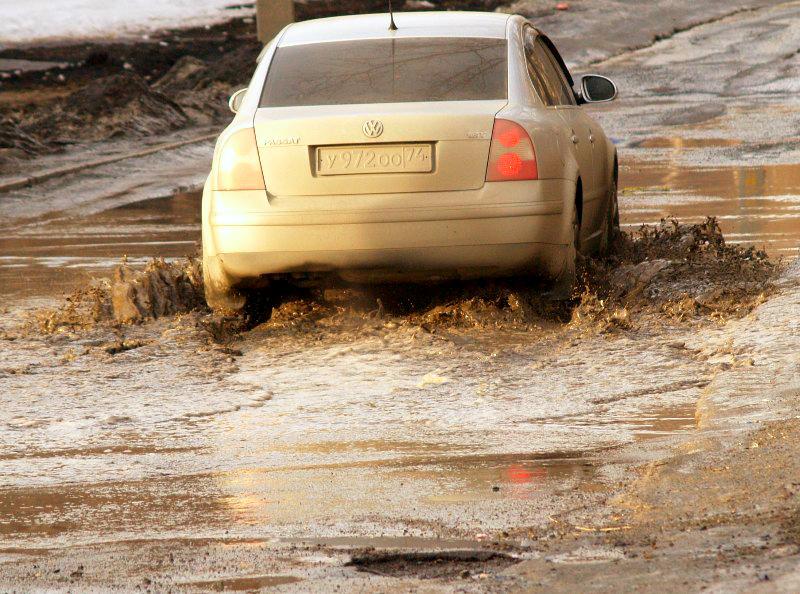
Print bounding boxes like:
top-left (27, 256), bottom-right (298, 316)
top-left (0, 129), bottom-right (213, 302)
top-left (590, 0), bottom-right (800, 257)
top-left (2, 2), bottom-right (800, 591)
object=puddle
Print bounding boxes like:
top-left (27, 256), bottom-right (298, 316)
top-left (629, 403), bottom-right (697, 436)
top-left (621, 161), bottom-right (800, 255)
top-left (549, 546), bottom-right (627, 564)
top-left (180, 575), bottom-right (301, 591)
top-left (395, 455), bottom-right (598, 504)
top-left (634, 137), bottom-right (743, 149)
top-left (536, 404), bottom-right (698, 435)
top-left (0, 189), bottom-right (201, 301)
top-left (0, 59), bottom-right (68, 73)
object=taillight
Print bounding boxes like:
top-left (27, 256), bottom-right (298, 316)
top-left (215, 128), bottom-right (266, 190)
top-left (486, 119), bottom-right (538, 182)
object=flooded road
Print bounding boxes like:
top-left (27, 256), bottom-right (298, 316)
top-left (0, 189), bottom-right (201, 300)
top-left (0, 312), bottom-right (711, 546)
top-left (0, 134), bottom-right (211, 301)
top-left (621, 160), bottom-right (800, 256)
top-left (2, 2), bottom-right (800, 591)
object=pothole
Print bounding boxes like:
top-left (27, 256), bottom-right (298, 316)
top-left (347, 549), bottom-right (519, 579)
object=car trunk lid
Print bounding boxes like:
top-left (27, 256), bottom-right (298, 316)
top-left (254, 100), bottom-right (506, 196)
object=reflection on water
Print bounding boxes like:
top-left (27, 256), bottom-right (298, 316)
top-left (0, 473), bottom-right (227, 541)
top-left (621, 157), bottom-right (800, 255)
top-left (180, 575), bottom-right (302, 591)
top-left (0, 388), bottom-right (701, 546)
top-left (415, 456), bottom-right (596, 504)
top-left (635, 137), bottom-right (743, 149)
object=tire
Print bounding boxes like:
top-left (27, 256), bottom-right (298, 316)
top-left (599, 179), bottom-right (620, 256)
top-left (551, 204), bottom-right (580, 299)
top-left (202, 225), bottom-right (246, 315)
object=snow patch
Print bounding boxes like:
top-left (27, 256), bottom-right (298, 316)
top-left (0, 0), bottom-right (254, 47)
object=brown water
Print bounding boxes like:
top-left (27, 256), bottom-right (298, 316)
top-left (620, 154), bottom-right (800, 257)
top-left (0, 397), bottom-right (697, 545)
top-left (0, 190), bottom-right (201, 301)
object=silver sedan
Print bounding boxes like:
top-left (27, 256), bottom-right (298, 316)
top-left (203, 11), bottom-right (618, 312)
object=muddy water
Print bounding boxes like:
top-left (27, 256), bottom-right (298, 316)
top-left (0, 137), bottom-right (786, 552)
top-left (0, 189), bottom-right (201, 301)
top-left (0, 135), bottom-right (212, 303)
top-left (621, 157), bottom-right (800, 257)
top-left (2, 156), bottom-right (799, 306)
top-left (0, 305), bottom-right (712, 549)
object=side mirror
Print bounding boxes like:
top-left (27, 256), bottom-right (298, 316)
top-left (579, 75), bottom-right (617, 103)
top-left (228, 88), bottom-right (248, 114)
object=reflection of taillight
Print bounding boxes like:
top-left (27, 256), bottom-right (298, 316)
top-left (486, 119), bottom-right (538, 182)
top-left (216, 128), bottom-right (266, 190)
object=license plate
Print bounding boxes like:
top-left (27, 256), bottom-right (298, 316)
top-left (316, 144), bottom-right (433, 176)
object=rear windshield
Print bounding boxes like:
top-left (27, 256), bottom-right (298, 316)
top-left (259, 37), bottom-right (508, 107)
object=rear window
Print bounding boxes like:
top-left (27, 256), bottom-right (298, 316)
top-left (259, 37), bottom-right (508, 107)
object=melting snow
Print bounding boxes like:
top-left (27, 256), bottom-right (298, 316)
top-left (0, 0), bottom-right (254, 46)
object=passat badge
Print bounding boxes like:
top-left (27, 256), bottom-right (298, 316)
top-left (362, 120), bottom-right (384, 138)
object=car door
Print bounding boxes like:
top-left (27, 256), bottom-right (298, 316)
top-left (536, 35), bottom-right (609, 244)
top-left (526, 33), bottom-right (599, 241)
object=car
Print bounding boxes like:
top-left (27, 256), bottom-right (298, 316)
top-left (202, 10), bottom-right (619, 313)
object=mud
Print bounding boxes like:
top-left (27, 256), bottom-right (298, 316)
top-left (0, 18), bottom-right (260, 164)
top-left (243, 218), bottom-right (777, 340)
top-left (26, 256), bottom-right (204, 332)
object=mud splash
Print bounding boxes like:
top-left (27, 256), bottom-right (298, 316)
top-left (30, 256), bottom-right (204, 333)
top-left (20, 219), bottom-right (776, 339)
top-left (253, 218), bottom-right (777, 337)
top-left (577, 217), bottom-right (776, 326)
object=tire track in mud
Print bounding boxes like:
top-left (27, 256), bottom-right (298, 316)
top-left (588, 378), bottom-right (712, 406)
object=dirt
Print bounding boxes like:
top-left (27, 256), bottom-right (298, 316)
top-left (0, 17), bottom-right (261, 166)
top-left (24, 256), bottom-right (204, 332)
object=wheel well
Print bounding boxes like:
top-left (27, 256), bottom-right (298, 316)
top-left (575, 178), bottom-right (583, 227)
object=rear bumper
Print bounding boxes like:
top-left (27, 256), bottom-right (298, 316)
top-left (208, 179), bottom-right (574, 282)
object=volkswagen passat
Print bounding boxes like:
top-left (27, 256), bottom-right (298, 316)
top-left (202, 11), bottom-right (618, 312)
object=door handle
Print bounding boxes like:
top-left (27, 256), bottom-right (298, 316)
top-left (571, 134), bottom-right (579, 144)
top-left (589, 134), bottom-right (595, 143)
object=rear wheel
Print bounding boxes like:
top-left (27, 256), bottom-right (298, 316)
top-left (551, 204), bottom-right (580, 299)
top-left (599, 179), bottom-right (620, 256)
top-left (202, 227), bottom-right (246, 315)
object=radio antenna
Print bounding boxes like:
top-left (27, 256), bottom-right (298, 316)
top-left (388, 0), bottom-right (398, 31)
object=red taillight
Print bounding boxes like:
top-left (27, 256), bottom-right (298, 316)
top-left (486, 119), bottom-right (538, 182)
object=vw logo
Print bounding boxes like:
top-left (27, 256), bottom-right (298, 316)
top-left (362, 120), bottom-right (384, 138)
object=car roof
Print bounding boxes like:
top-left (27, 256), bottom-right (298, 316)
top-left (278, 11), bottom-right (512, 47)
